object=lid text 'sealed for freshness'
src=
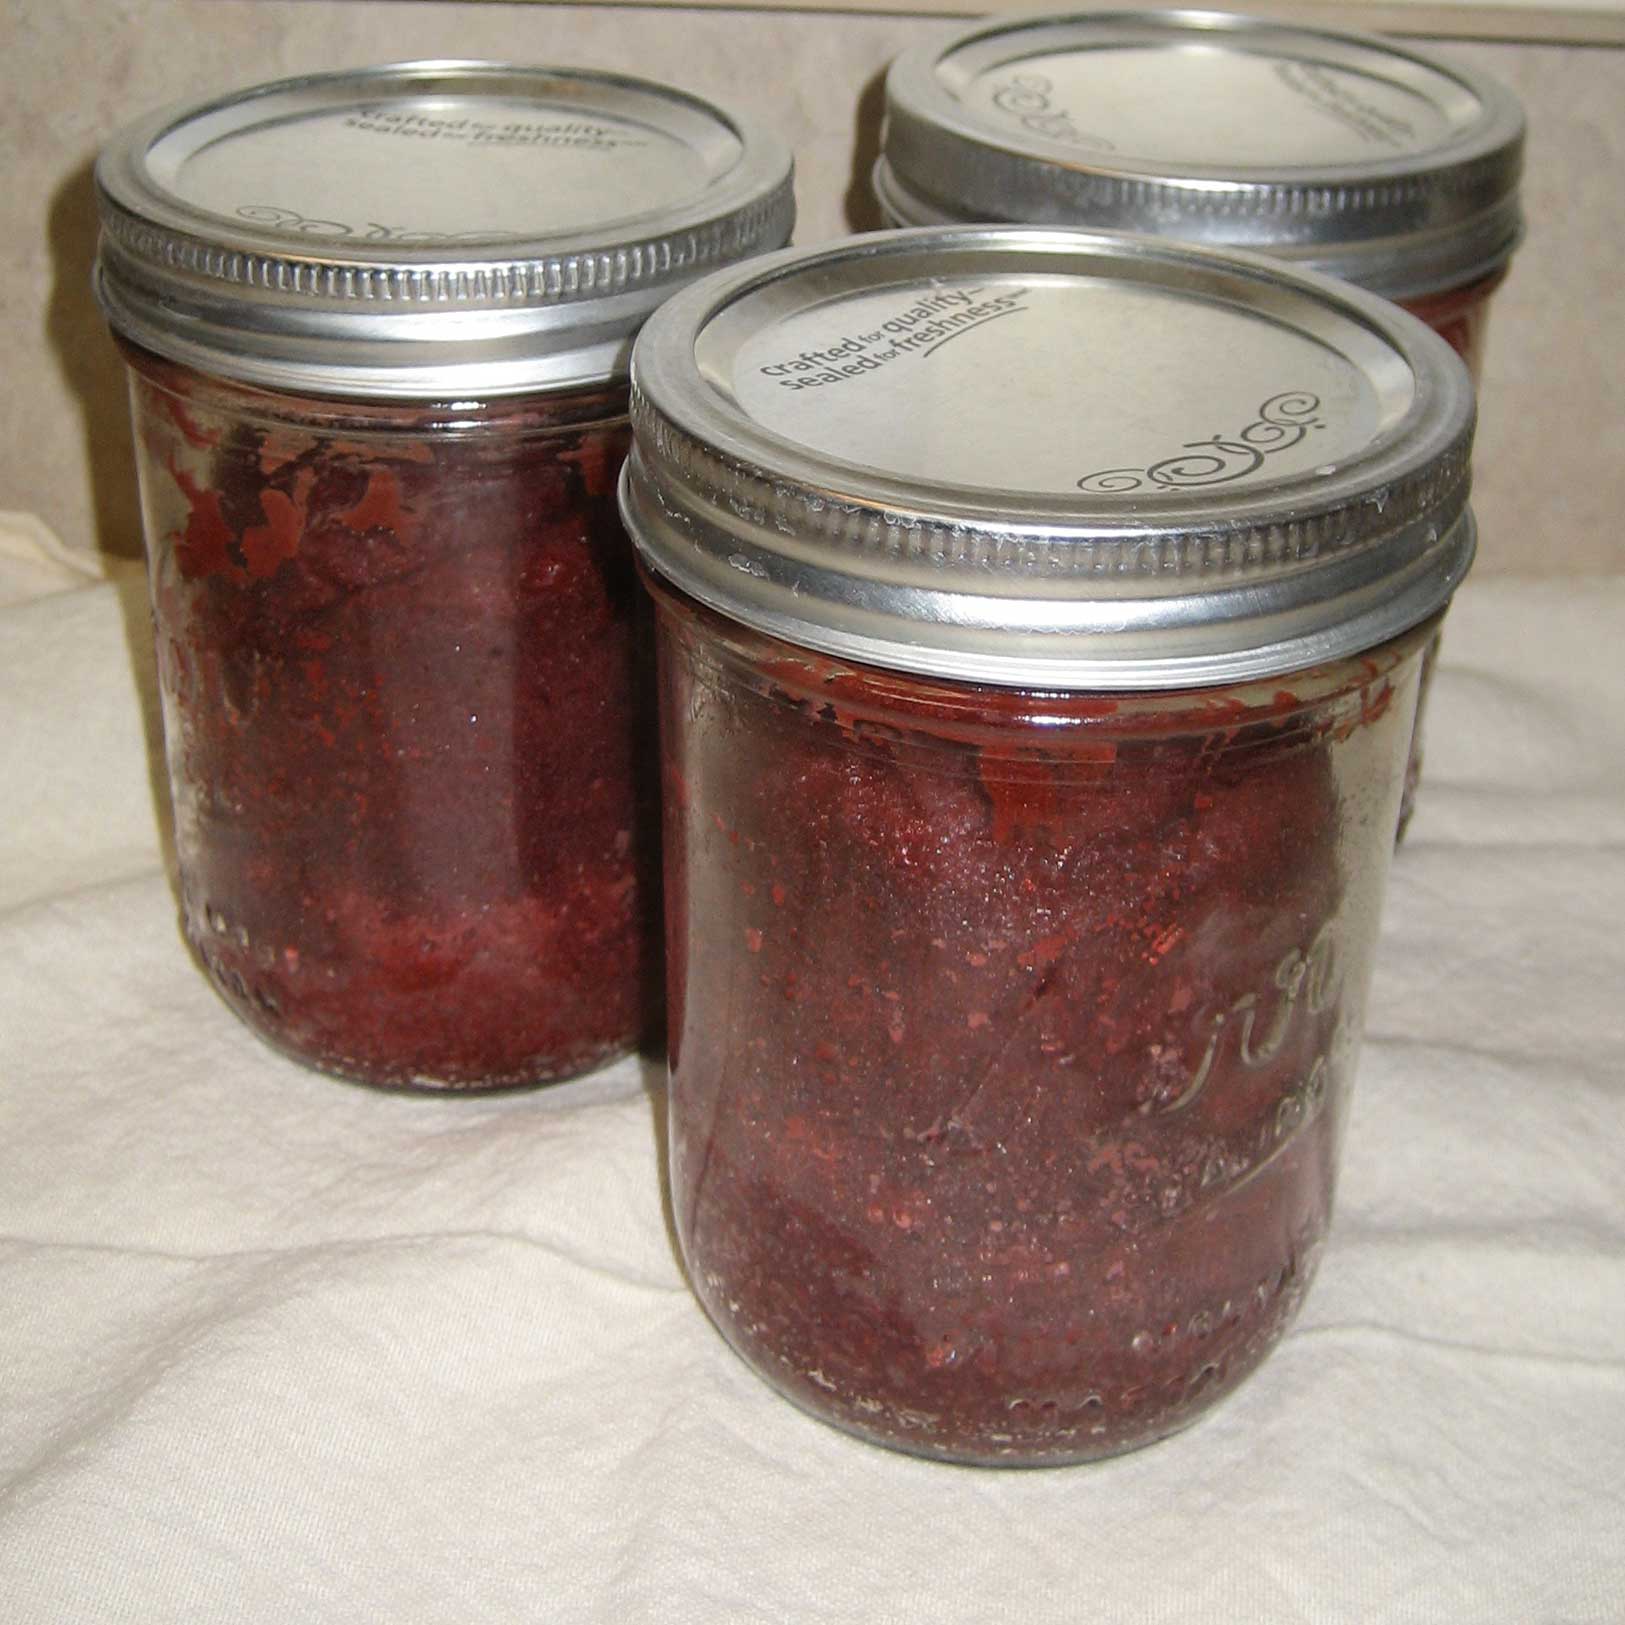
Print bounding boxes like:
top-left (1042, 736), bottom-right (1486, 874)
top-left (756, 287), bottom-right (1031, 391)
top-left (344, 110), bottom-right (651, 150)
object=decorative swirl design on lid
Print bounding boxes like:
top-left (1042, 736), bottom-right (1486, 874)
top-left (236, 203), bottom-right (497, 244)
top-left (1078, 393), bottom-right (1325, 493)
top-left (988, 73), bottom-right (1116, 154)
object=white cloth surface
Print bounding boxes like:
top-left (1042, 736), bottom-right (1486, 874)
top-left (1, 518), bottom-right (1621, 1624)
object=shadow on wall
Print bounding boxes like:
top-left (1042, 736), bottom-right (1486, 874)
top-left (844, 66), bottom-right (888, 235)
top-left (48, 157), bottom-right (143, 563)
top-left (48, 157), bottom-right (179, 892)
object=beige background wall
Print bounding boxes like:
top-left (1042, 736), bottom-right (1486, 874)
top-left (5, 0), bottom-right (1621, 573)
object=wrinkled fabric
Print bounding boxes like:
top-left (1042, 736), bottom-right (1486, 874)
top-left (2, 520), bottom-right (1621, 1623)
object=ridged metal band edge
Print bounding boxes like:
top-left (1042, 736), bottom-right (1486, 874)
top-left (881, 110), bottom-right (1520, 230)
top-left (621, 445), bottom-right (1477, 690)
top-left (626, 379), bottom-right (1474, 587)
top-left (96, 185), bottom-right (797, 312)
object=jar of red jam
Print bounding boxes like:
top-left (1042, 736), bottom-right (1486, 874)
top-left (96, 63), bottom-right (793, 1089)
top-left (621, 227), bottom-right (1475, 1464)
top-left (875, 11), bottom-right (1520, 840)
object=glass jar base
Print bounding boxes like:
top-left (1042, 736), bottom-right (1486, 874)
top-left (701, 1302), bottom-right (1297, 1468)
top-left (224, 1002), bottom-right (638, 1094)
top-left (194, 930), bottom-right (642, 1093)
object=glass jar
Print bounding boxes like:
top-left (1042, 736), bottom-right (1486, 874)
top-left (622, 227), bottom-right (1476, 1463)
top-left (96, 63), bottom-right (793, 1089)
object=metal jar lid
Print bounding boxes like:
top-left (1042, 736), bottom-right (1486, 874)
top-left (876, 10), bottom-right (1524, 300)
top-left (621, 227), bottom-right (1476, 691)
top-left (95, 61), bottom-right (795, 398)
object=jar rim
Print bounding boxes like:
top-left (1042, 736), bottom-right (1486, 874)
top-left (648, 563), bottom-right (1442, 747)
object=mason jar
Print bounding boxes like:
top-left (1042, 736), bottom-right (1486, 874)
top-left (96, 62), bottom-right (793, 1089)
top-left (622, 228), bottom-right (1475, 1464)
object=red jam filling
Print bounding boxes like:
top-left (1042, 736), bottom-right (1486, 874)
top-left (1398, 266), bottom-right (1507, 383)
top-left (129, 349), bottom-right (658, 1089)
top-left (656, 589), bottom-right (1420, 1463)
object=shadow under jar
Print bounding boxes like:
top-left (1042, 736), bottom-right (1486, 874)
top-left (95, 62), bottom-right (792, 1089)
top-left (621, 227), bottom-right (1476, 1464)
